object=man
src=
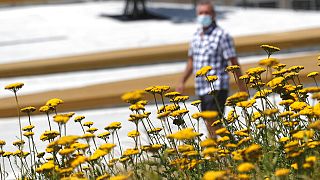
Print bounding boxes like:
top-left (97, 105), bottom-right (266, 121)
top-left (177, 0), bottom-right (245, 136)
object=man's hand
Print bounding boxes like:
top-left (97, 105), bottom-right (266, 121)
top-left (176, 83), bottom-right (185, 93)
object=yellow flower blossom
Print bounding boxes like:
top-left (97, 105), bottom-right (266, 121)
top-left (167, 128), bottom-right (200, 140)
top-left (237, 162), bottom-right (255, 172)
top-left (145, 85), bottom-right (170, 94)
top-left (196, 66), bottom-right (212, 77)
top-left (307, 71), bottom-right (319, 78)
top-left (96, 174), bottom-right (110, 180)
top-left (199, 111), bottom-right (219, 120)
top-left (89, 149), bottom-right (108, 161)
top-left (191, 100), bottom-right (201, 106)
top-left (46, 98), bottom-right (63, 108)
top-left (200, 138), bottom-right (216, 148)
top-left (292, 130), bottom-right (314, 139)
top-left (127, 130), bottom-right (140, 138)
top-left (74, 115), bottom-right (85, 122)
top-left (206, 75), bottom-right (218, 82)
top-left (55, 135), bottom-right (79, 146)
top-left (105, 122), bottom-right (121, 130)
top-left (217, 136), bottom-right (230, 143)
top-left (259, 58), bottom-right (279, 67)
top-left (59, 148), bottom-right (75, 156)
top-left (279, 137), bottom-right (289, 143)
top-left (203, 170), bottom-right (226, 180)
top-left (22, 125), bottom-right (35, 131)
top-left (121, 90), bottom-right (144, 104)
top-left (164, 91), bottom-right (181, 98)
top-left (260, 44), bottom-right (280, 56)
top-left (4, 82), bottom-right (24, 92)
top-left (275, 168), bottom-right (290, 177)
top-left (215, 127), bottom-right (230, 135)
top-left (123, 148), bottom-right (139, 156)
top-left (267, 77), bottom-right (284, 89)
top-left (246, 67), bottom-right (266, 76)
top-left (20, 106), bottom-right (36, 113)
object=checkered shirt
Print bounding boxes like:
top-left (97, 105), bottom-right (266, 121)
top-left (188, 24), bottom-right (237, 96)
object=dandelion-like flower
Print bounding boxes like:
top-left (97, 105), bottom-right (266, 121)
top-left (196, 66), bottom-right (212, 77)
top-left (4, 82), bottom-right (24, 92)
top-left (260, 44), bottom-right (280, 57)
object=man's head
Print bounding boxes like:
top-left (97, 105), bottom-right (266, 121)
top-left (196, 1), bottom-right (216, 27)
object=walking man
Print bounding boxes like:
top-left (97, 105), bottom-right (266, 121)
top-left (177, 0), bottom-right (245, 136)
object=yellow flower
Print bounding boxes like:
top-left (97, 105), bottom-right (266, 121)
top-left (59, 148), bottom-right (75, 156)
top-left (70, 155), bottom-right (87, 168)
top-left (291, 163), bottom-right (298, 170)
top-left (129, 103), bottom-right (145, 111)
top-left (164, 91), bottom-right (181, 98)
top-left (225, 65), bottom-right (240, 72)
top-left (145, 86), bottom-right (170, 94)
top-left (4, 82), bottom-right (24, 92)
top-left (215, 127), bottom-right (230, 135)
top-left (39, 161), bottom-right (55, 171)
top-left (20, 106), bottom-right (36, 113)
top-left (272, 63), bottom-right (286, 70)
top-left (226, 92), bottom-right (249, 105)
top-left (167, 128), bottom-right (200, 140)
top-left (246, 67), bottom-right (266, 76)
top-left (46, 98), bottom-right (63, 108)
top-left (306, 156), bottom-right (316, 164)
top-left (86, 127), bottom-right (98, 133)
top-left (23, 131), bottom-right (34, 137)
top-left (55, 135), bottom-right (79, 145)
top-left (267, 77), bottom-right (284, 89)
top-left (13, 140), bottom-right (25, 146)
top-left (123, 148), bottom-right (139, 156)
top-left (236, 99), bottom-right (256, 108)
top-left (206, 75), bottom-right (218, 82)
top-left (307, 71), bottom-right (319, 78)
top-left (275, 168), bottom-right (290, 177)
top-left (203, 170), bottom-right (226, 180)
top-left (170, 109), bottom-right (189, 117)
top-left (178, 144), bottom-right (194, 153)
top-left (121, 90), bottom-right (144, 104)
top-left (263, 108), bottom-right (279, 116)
top-left (199, 111), bottom-right (219, 120)
top-left (256, 124), bottom-right (266, 129)
top-left (279, 137), bottom-right (289, 143)
top-left (259, 58), bottom-right (279, 67)
top-left (74, 115), bottom-right (85, 122)
top-left (290, 101), bottom-right (308, 112)
top-left (308, 120), bottom-right (320, 130)
top-left (293, 130), bottom-right (314, 139)
top-left (22, 125), bottom-right (35, 131)
top-left (288, 65), bottom-right (304, 73)
top-left (217, 136), bottom-right (230, 143)
top-left (82, 133), bottom-right (95, 139)
top-left (0, 140), bottom-right (6, 146)
top-left (279, 99), bottom-right (294, 106)
top-left (83, 121), bottom-right (93, 127)
top-left (97, 131), bottom-right (111, 139)
top-left (89, 149), bottom-right (109, 161)
top-left (260, 44), bottom-right (280, 56)
top-left (147, 127), bottom-right (162, 134)
top-left (105, 122), bottom-right (121, 130)
top-left (172, 95), bottom-right (189, 102)
top-left (39, 105), bottom-right (53, 113)
top-left (254, 89), bottom-right (272, 99)
top-left (109, 174), bottom-right (131, 180)
top-left (53, 114), bottom-right (70, 124)
top-left (196, 66), bottom-right (212, 77)
top-left (127, 130), bottom-right (140, 138)
top-left (237, 162), bottom-right (255, 172)
top-left (200, 138), bottom-right (216, 148)
top-left (244, 144), bottom-right (261, 154)
top-left (191, 100), bottom-right (201, 106)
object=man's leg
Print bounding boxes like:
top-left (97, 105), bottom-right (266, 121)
top-left (200, 90), bottom-right (228, 138)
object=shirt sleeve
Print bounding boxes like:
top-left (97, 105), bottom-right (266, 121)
top-left (221, 33), bottom-right (237, 60)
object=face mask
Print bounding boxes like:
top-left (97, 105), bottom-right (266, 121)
top-left (197, 15), bottom-right (212, 27)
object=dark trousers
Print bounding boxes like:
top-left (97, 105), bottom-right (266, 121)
top-left (200, 90), bottom-right (228, 116)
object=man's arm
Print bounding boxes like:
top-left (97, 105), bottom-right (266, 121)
top-left (230, 57), bottom-right (246, 92)
top-left (176, 57), bottom-right (193, 93)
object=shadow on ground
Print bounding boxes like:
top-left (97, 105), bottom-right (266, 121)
top-left (100, 5), bottom-right (230, 23)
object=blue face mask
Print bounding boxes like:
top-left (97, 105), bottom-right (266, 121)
top-left (197, 15), bottom-right (212, 27)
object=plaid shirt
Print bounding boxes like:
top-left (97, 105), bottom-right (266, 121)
top-left (188, 23), bottom-right (237, 96)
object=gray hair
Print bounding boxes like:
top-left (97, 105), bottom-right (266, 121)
top-left (197, 0), bottom-right (215, 13)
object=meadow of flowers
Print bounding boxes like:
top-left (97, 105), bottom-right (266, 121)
top-left (0, 45), bottom-right (319, 180)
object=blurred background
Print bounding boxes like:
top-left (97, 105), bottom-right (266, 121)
top-left (0, 0), bottom-right (319, 169)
